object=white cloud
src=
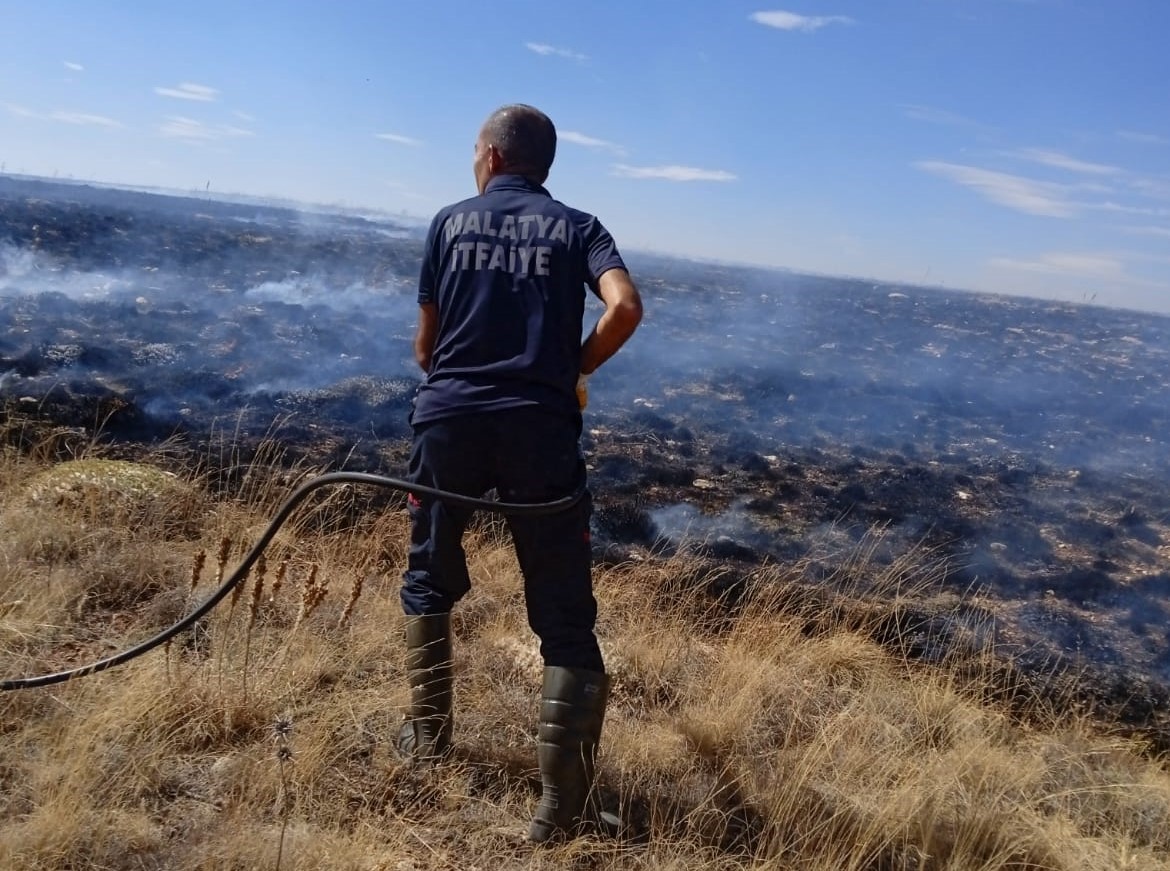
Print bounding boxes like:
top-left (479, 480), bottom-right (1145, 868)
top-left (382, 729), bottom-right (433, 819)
top-left (1118, 130), bottom-right (1169, 145)
top-left (50, 111), bottom-right (121, 128)
top-left (989, 251), bottom-right (1126, 279)
top-left (3, 103), bottom-right (37, 118)
top-left (750, 10), bottom-right (854, 31)
top-left (560, 130), bottom-right (625, 156)
top-left (900, 103), bottom-right (984, 130)
top-left (916, 161), bottom-right (1075, 217)
top-left (383, 180), bottom-right (431, 202)
top-left (4, 102), bottom-right (120, 128)
top-left (63, 61), bottom-right (84, 72)
top-left (1127, 176), bottom-right (1170, 201)
top-left (988, 251), bottom-right (1165, 291)
top-left (1123, 225), bottom-right (1170, 239)
top-left (375, 132), bottom-right (423, 146)
top-left (1090, 201), bottom-right (1170, 218)
top-left (612, 164), bottom-right (737, 182)
top-left (160, 116), bottom-right (253, 141)
top-left (154, 82), bottom-right (219, 102)
top-left (1010, 147), bottom-right (1122, 176)
top-left (525, 42), bottom-right (588, 61)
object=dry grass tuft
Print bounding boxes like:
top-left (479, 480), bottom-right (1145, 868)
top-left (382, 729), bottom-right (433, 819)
top-left (2, 444), bottom-right (1170, 870)
top-left (19, 457), bottom-right (209, 538)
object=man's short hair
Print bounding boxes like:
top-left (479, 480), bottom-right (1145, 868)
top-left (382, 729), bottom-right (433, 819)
top-left (482, 104), bottom-right (557, 182)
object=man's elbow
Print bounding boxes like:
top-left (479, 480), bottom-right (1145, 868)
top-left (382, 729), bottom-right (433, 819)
top-left (615, 294), bottom-right (643, 334)
top-left (596, 268), bottom-right (644, 338)
top-left (414, 340), bottom-right (432, 371)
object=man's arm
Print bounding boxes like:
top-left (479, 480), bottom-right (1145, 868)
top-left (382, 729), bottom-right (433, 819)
top-left (414, 302), bottom-right (438, 372)
top-left (580, 267), bottom-right (643, 375)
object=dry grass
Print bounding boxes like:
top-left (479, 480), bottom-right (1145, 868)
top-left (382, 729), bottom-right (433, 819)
top-left (2, 433), bottom-right (1170, 870)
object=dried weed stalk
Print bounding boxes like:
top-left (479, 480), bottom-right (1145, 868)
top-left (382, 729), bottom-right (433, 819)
top-left (293, 564), bottom-right (327, 629)
top-left (338, 572), bottom-right (364, 629)
top-left (242, 553), bottom-right (267, 703)
top-left (272, 714), bottom-right (294, 871)
top-left (189, 548), bottom-right (206, 591)
top-left (270, 556), bottom-right (288, 605)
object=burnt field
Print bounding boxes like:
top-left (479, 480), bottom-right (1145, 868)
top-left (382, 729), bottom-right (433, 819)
top-left (3, 175), bottom-right (1170, 743)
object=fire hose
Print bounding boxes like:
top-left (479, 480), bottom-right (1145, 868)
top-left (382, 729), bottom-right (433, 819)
top-left (1, 471), bottom-right (585, 691)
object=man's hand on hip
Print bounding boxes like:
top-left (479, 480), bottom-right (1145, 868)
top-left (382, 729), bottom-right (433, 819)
top-left (576, 373), bottom-right (589, 410)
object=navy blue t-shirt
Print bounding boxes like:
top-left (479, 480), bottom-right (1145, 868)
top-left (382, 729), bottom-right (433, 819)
top-left (411, 174), bottom-right (626, 426)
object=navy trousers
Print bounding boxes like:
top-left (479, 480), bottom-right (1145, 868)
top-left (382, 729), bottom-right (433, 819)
top-left (401, 407), bottom-right (602, 672)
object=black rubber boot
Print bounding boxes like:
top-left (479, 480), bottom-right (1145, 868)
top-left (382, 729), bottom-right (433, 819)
top-left (396, 613), bottom-right (453, 763)
top-left (527, 666), bottom-right (610, 843)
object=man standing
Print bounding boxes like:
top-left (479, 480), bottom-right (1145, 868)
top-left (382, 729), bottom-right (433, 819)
top-left (399, 104), bottom-right (643, 842)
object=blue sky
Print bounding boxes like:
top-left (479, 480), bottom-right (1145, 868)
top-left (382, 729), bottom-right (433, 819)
top-left (3, 1), bottom-right (1169, 313)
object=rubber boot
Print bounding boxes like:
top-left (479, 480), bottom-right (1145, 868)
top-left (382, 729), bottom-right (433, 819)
top-left (396, 613), bottom-right (453, 763)
top-left (528, 666), bottom-right (610, 843)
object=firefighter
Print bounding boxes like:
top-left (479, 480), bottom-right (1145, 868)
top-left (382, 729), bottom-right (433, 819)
top-left (399, 103), bottom-right (643, 842)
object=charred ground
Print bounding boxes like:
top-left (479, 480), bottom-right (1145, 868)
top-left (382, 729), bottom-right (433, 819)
top-left (3, 175), bottom-right (1170, 747)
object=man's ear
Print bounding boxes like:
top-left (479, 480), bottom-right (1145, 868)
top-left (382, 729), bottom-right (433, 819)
top-left (487, 144), bottom-right (504, 173)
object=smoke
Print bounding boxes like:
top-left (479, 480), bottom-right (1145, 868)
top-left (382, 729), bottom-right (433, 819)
top-left (599, 255), bottom-right (1170, 480)
top-left (0, 243), bottom-right (135, 300)
top-left (649, 500), bottom-right (779, 560)
top-left (0, 243), bottom-right (38, 282)
top-left (0, 182), bottom-right (425, 411)
top-left (4, 181), bottom-right (1170, 481)
top-left (244, 275), bottom-right (416, 316)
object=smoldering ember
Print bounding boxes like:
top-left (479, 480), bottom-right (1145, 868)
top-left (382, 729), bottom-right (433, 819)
top-left (3, 175), bottom-right (1170, 745)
